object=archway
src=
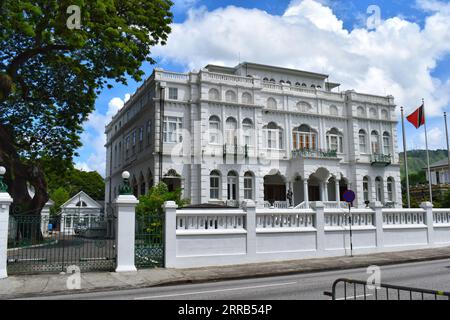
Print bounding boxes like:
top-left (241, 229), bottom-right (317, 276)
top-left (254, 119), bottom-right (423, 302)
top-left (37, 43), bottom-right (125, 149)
top-left (264, 172), bottom-right (286, 204)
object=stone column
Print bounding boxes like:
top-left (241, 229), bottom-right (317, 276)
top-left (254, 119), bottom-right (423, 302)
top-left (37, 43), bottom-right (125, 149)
top-left (303, 179), bottom-right (309, 207)
top-left (115, 171), bottom-right (139, 272)
top-left (0, 166), bottom-right (13, 279)
top-left (323, 181), bottom-right (329, 202)
top-left (244, 200), bottom-right (256, 262)
top-left (421, 202), bottom-right (434, 246)
top-left (335, 179), bottom-right (340, 206)
top-left (311, 201), bottom-right (325, 253)
top-left (164, 201), bottom-right (178, 268)
top-left (370, 201), bottom-right (384, 250)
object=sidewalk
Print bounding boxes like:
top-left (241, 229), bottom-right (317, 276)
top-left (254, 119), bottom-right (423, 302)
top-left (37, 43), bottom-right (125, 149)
top-left (1, 246), bottom-right (450, 299)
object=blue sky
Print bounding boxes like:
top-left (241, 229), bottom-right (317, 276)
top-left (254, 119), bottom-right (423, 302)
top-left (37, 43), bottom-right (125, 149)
top-left (75, 0), bottom-right (450, 175)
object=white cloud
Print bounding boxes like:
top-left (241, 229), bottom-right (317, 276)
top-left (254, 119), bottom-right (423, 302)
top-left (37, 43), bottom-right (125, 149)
top-left (153, 0), bottom-right (450, 117)
top-left (75, 94), bottom-right (128, 176)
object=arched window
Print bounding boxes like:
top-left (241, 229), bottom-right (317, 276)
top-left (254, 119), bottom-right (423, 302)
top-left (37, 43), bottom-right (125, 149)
top-left (269, 78), bottom-right (275, 83)
top-left (371, 130), bottom-right (380, 154)
top-left (301, 83), bottom-right (307, 87)
top-left (209, 115), bottom-right (221, 144)
top-left (242, 118), bottom-right (253, 146)
top-left (357, 106), bottom-right (366, 117)
top-left (317, 85), bottom-right (321, 89)
top-left (263, 122), bottom-right (283, 150)
top-left (227, 171), bottom-right (238, 200)
top-left (279, 80), bottom-right (285, 84)
top-left (387, 177), bottom-right (395, 202)
top-left (225, 90), bottom-right (237, 103)
top-left (75, 201), bottom-right (87, 207)
top-left (381, 109), bottom-right (389, 120)
top-left (293, 124), bottom-right (317, 150)
top-left (326, 128), bottom-right (343, 153)
top-left (383, 132), bottom-right (391, 155)
top-left (311, 84), bottom-right (316, 89)
top-left (295, 82), bottom-right (301, 86)
top-left (375, 177), bottom-right (384, 202)
top-left (296, 101), bottom-right (312, 113)
top-left (243, 171), bottom-right (254, 200)
top-left (329, 105), bottom-right (338, 116)
top-left (225, 117), bottom-right (237, 145)
top-left (242, 92), bottom-right (252, 104)
top-left (363, 176), bottom-right (370, 202)
top-left (359, 129), bottom-right (367, 153)
top-left (286, 80), bottom-right (291, 85)
top-left (209, 88), bottom-right (220, 101)
top-left (267, 97), bottom-right (277, 109)
top-left (210, 170), bottom-right (221, 200)
top-left (370, 108), bottom-right (378, 118)
top-left (263, 77), bottom-right (269, 82)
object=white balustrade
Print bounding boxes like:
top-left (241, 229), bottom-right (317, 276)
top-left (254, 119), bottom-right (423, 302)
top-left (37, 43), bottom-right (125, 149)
top-left (256, 211), bottom-right (315, 229)
top-left (273, 201), bottom-right (288, 209)
top-left (382, 209), bottom-right (425, 226)
top-left (155, 70), bottom-right (189, 81)
top-left (325, 210), bottom-right (374, 227)
top-left (176, 212), bottom-right (246, 230)
top-left (433, 209), bottom-right (450, 225)
top-left (202, 71), bottom-right (254, 85)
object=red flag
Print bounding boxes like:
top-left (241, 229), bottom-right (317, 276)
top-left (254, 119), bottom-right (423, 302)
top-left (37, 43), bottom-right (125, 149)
top-left (406, 103), bottom-right (425, 129)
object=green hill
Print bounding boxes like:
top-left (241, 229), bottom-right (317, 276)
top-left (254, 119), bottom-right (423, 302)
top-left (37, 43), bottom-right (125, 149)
top-left (399, 149), bottom-right (449, 178)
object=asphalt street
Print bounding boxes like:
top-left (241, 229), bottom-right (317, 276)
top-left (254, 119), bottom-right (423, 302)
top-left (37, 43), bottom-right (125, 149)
top-left (21, 258), bottom-right (450, 300)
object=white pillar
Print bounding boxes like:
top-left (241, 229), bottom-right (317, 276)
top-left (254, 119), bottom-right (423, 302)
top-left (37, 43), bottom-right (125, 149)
top-left (335, 179), bottom-right (340, 206)
top-left (244, 200), bottom-right (256, 262)
top-left (311, 201), bottom-right (325, 253)
top-left (164, 201), bottom-right (177, 268)
top-left (303, 179), bottom-right (309, 207)
top-left (421, 202), bottom-right (434, 246)
top-left (323, 181), bottom-right (328, 202)
top-left (370, 201), bottom-right (384, 250)
top-left (114, 194), bottom-right (139, 272)
top-left (0, 192), bottom-right (13, 279)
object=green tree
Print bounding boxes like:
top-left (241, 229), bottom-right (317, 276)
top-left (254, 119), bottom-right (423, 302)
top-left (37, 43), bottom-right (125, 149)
top-left (136, 182), bottom-right (189, 217)
top-left (49, 187), bottom-right (69, 215)
top-left (0, 0), bottom-right (173, 215)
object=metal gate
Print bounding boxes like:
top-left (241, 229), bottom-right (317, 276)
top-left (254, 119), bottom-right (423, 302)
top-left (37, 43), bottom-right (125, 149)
top-left (135, 213), bottom-right (164, 268)
top-left (7, 209), bottom-right (116, 274)
top-left (324, 278), bottom-right (450, 300)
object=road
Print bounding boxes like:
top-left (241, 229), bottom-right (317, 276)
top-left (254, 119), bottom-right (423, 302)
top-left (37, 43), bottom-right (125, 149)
top-left (22, 258), bottom-right (450, 300)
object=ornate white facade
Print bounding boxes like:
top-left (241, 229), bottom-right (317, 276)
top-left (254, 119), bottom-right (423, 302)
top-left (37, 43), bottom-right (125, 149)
top-left (105, 62), bottom-right (402, 208)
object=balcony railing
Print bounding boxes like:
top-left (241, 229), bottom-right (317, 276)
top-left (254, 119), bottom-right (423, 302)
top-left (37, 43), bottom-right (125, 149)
top-left (223, 144), bottom-right (249, 158)
top-left (371, 153), bottom-right (391, 166)
top-left (291, 148), bottom-right (338, 159)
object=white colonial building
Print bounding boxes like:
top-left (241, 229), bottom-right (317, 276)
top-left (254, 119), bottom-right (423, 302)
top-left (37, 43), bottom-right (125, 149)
top-left (104, 62), bottom-right (402, 209)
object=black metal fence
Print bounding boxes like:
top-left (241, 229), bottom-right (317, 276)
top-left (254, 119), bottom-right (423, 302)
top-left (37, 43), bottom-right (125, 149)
top-left (324, 278), bottom-right (450, 300)
top-left (135, 213), bottom-right (164, 268)
top-left (7, 209), bottom-right (116, 274)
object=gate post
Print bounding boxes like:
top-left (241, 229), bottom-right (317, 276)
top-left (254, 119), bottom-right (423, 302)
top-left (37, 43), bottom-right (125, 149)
top-left (0, 166), bottom-right (13, 279)
top-left (370, 201), bottom-right (384, 250)
top-left (421, 202), bottom-right (434, 246)
top-left (114, 171), bottom-right (139, 272)
top-left (311, 201), bottom-right (325, 253)
top-left (163, 201), bottom-right (177, 268)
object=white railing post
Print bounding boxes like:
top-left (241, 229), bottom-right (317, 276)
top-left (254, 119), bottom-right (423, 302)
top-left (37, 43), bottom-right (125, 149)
top-left (114, 171), bottom-right (138, 272)
top-left (0, 166), bottom-right (12, 279)
top-left (421, 202), bottom-right (434, 246)
top-left (370, 201), bottom-right (384, 249)
top-left (164, 201), bottom-right (177, 268)
top-left (244, 200), bottom-right (256, 261)
top-left (310, 201), bottom-right (325, 253)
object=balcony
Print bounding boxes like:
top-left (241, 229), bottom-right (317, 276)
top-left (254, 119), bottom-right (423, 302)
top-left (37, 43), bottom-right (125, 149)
top-left (291, 148), bottom-right (338, 159)
top-left (223, 144), bottom-right (249, 158)
top-left (371, 153), bottom-right (391, 166)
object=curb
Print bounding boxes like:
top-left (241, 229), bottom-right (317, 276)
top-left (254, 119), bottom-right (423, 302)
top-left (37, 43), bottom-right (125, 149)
top-left (4, 253), bottom-right (450, 300)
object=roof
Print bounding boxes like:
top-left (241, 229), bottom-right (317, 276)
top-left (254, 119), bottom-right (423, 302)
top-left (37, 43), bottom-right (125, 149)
top-left (426, 158), bottom-right (449, 169)
top-left (60, 191), bottom-right (102, 209)
top-left (204, 61), bottom-right (330, 80)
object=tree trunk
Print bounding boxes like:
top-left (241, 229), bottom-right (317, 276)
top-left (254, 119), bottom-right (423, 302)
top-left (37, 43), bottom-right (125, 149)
top-left (0, 125), bottom-right (48, 241)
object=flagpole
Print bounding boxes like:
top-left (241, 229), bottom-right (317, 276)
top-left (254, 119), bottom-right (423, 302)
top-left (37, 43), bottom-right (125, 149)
top-left (401, 106), bottom-right (411, 208)
top-left (444, 112), bottom-right (450, 185)
top-left (423, 98), bottom-right (433, 203)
